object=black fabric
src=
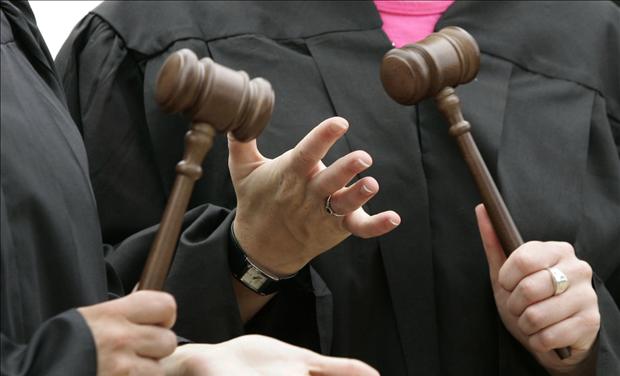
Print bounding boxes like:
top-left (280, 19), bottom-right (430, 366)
top-left (55, 1), bottom-right (620, 375)
top-left (0, 311), bottom-right (96, 376)
top-left (1, 1), bottom-right (246, 373)
top-left (1, 2), bottom-right (101, 373)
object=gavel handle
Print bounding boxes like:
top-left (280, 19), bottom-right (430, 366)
top-left (454, 131), bottom-right (524, 252)
top-left (436, 88), bottom-right (572, 360)
top-left (138, 122), bottom-right (215, 291)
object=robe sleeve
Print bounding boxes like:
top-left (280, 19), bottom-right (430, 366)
top-left (55, 14), bottom-right (170, 245)
top-left (103, 205), bottom-right (247, 343)
top-left (0, 5), bottom-right (98, 372)
top-left (593, 276), bottom-right (620, 373)
top-left (102, 204), bottom-right (321, 348)
top-left (55, 16), bottom-right (248, 343)
top-left (578, 94), bottom-right (620, 373)
top-left (1, 311), bottom-right (96, 376)
top-left (1, 179), bottom-right (96, 375)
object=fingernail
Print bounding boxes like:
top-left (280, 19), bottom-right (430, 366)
top-left (357, 158), bottom-right (371, 168)
top-left (331, 119), bottom-right (349, 132)
top-left (362, 184), bottom-right (374, 194)
top-left (334, 117), bottom-right (349, 128)
top-left (389, 218), bottom-right (401, 226)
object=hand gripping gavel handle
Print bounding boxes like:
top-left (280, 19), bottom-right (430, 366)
top-left (436, 89), bottom-right (571, 361)
top-left (381, 27), bottom-right (571, 360)
top-left (138, 49), bottom-right (274, 291)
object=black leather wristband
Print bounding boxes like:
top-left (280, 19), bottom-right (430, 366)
top-left (228, 223), bottom-right (296, 295)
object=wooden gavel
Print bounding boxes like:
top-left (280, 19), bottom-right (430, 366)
top-left (381, 27), bottom-right (571, 360)
top-left (138, 49), bottom-right (274, 291)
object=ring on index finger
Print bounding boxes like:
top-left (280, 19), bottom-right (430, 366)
top-left (546, 267), bottom-right (569, 296)
top-left (325, 195), bottom-right (346, 217)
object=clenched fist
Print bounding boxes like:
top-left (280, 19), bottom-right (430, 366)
top-left (78, 291), bottom-right (178, 376)
top-left (476, 205), bottom-right (599, 375)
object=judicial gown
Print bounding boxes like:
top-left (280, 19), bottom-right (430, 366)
top-left (55, 1), bottom-right (620, 375)
top-left (1, 2), bottom-right (233, 374)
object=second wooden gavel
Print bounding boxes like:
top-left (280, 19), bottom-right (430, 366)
top-left (381, 27), bottom-right (571, 360)
top-left (138, 49), bottom-right (274, 291)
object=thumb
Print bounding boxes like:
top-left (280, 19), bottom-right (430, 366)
top-left (475, 204), bottom-right (507, 287)
top-left (227, 132), bottom-right (263, 166)
top-left (109, 291), bottom-right (177, 328)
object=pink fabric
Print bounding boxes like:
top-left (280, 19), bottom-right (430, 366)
top-left (374, 1), bottom-right (455, 47)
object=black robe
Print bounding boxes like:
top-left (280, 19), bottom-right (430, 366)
top-left (1, 2), bottom-right (236, 374)
top-left (55, 1), bottom-right (620, 375)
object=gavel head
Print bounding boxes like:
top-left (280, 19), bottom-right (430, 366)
top-left (381, 26), bottom-right (480, 105)
top-left (155, 49), bottom-right (274, 141)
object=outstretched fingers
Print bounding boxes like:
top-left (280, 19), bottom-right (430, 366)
top-left (311, 150), bottom-right (373, 197)
top-left (325, 177), bottom-right (378, 216)
top-left (288, 117), bottom-right (349, 175)
top-left (343, 209), bottom-right (401, 238)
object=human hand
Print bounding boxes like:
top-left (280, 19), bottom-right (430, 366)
top-left (77, 291), bottom-right (178, 376)
top-left (229, 117), bottom-right (400, 276)
top-left (161, 334), bottom-right (379, 376)
top-left (475, 205), bottom-right (600, 374)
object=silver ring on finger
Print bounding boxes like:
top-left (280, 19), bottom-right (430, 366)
top-left (325, 195), bottom-right (346, 217)
top-left (546, 267), bottom-right (569, 296)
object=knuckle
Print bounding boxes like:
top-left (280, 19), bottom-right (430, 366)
top-left (113, 334), bottom-right (132, 352)
top-left (556, 242), bottom-right (575, 257)
top-left (274, 173), bottom-right (299, 204)
top-left (497, 266), bottom-right (511, 290)
top-left (519, 278), bottom-right (539, 302)
top-left (506, 296), bottom-right (521, 316)
top-left (295, 146), bottom-right (315, 165)
top-left (536, 330), bottom-right (557, 351)
top-left (522, 306), bottom-right (543, 331)
top-left (107, 326), bottom-right (132, 351)
top-left (513, 250), bottom-right (536, 274)
top-left (162, 330), bottom-right (178, 354)
top-left (149, 293), bottom-right (177, 322)
top-left (110, 355), bottom-right (132, 375)
top-left (160, 294), bottom-right (177, 316)
top-left (344, 160), bottom-right (360, 175)
top-left (577, 260), bottom-right (593, 280)
top-left (528, 336), bottom-right (547, 353)
top-left (581, 310), bottom-right (601, 330)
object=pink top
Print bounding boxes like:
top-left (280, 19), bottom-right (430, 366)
top-left (374, 1), bottom-right (455, 47)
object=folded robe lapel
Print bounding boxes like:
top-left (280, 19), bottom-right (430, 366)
top-left (307, 29), bottom-right (440, 376)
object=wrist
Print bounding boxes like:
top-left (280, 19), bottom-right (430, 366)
top-left (229, 221), bottom-right (297, 295)
top-left (232, 219), bottom-right (306, 276)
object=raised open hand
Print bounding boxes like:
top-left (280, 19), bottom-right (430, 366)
top-left (229, 117), bottom-right (400, 276)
